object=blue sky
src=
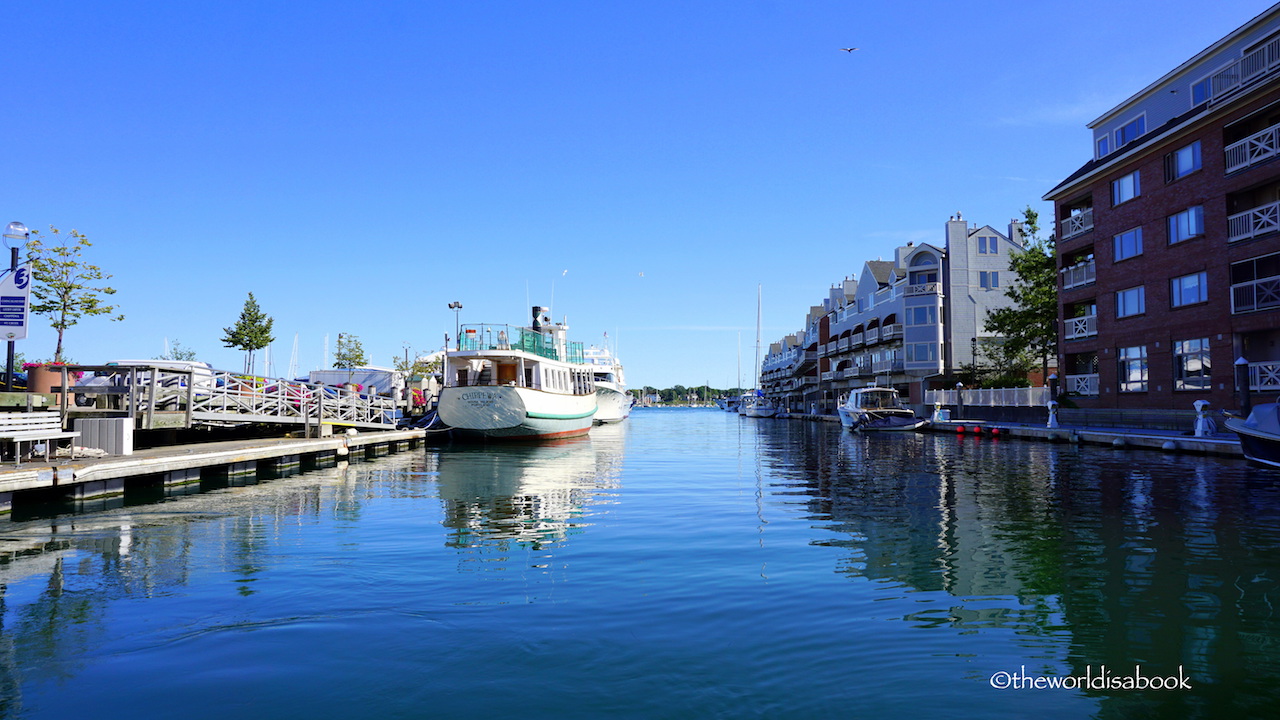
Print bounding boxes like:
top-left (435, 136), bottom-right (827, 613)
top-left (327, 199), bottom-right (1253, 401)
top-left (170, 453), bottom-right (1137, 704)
top-left (3, 0), bottom-right (1269, 388)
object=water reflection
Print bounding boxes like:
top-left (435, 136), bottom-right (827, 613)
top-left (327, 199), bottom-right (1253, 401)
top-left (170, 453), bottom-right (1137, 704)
top-left (750, 421), bottom-right (1280, 714)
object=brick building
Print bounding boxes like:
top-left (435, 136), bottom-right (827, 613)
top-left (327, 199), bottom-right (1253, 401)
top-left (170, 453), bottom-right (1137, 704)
top-left (1044, 3), bottom-right (1280, 411)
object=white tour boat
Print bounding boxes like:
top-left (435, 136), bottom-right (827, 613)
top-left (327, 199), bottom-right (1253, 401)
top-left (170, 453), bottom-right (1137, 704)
top-left (583, 340), bottom-right (632, 424)
top-left (837, 387), bottom-right (927, 431)
top-left (437, 307), bottom-right (598, 440)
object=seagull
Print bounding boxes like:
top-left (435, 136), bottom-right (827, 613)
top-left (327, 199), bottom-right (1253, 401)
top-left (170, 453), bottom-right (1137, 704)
top-left (840, 47), bottom-right (858, 52)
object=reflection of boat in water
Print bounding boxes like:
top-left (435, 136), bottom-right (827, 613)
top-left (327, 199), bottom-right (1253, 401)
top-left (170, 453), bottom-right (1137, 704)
top-left (431, 435), bottom-right (622, 549)
top-left (837, 387), bottom-right (927, 431)
top-left (437, 306), bottom-right (598, 440)
top-left (1224, 403), bottom-right (1280, 468)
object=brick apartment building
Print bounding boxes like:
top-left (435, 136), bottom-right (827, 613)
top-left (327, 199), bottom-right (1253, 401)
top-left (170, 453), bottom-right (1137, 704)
top-left (1044, 3), bottom-right (1280, 412)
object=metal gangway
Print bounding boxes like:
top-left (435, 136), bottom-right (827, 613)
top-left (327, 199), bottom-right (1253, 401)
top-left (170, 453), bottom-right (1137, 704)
top-left (51, 364), bottom-right (399, 432)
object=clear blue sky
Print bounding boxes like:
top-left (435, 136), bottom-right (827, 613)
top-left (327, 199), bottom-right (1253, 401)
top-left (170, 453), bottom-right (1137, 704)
top-left (3, 0), bottom-right (1269, 388)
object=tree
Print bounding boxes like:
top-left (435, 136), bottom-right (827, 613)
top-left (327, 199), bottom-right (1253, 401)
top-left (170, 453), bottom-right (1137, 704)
top-left (333, 333), bottom-right (368, 368)
top-left (24, 226), bottom-right (124, 363)
top-left (221, 292), bottom-right (275, 374)
top-left (983, 206), bottom-right (1058, 383)
top-left (393, 348), bottom-right (440, 379)
top-left (155, 340), bottom-right (199, 362)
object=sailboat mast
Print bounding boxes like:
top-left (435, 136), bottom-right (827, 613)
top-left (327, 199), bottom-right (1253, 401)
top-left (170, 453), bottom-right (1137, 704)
top-left (754, 284), bottom-right (762, 391)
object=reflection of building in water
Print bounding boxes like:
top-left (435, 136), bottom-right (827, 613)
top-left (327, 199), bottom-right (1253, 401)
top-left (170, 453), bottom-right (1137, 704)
top-left (431, 434), bottom-right (623, 554)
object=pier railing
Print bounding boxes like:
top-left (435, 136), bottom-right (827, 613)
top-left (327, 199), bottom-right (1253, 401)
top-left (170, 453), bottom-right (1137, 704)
top-left (925, 386), bottom-right (1050, 407)
top-left (60, 364), bottom-right (397, 431)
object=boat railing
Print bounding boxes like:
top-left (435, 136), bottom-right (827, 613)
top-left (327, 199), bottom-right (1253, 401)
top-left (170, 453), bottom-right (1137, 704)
top-left (459, 324), bottom-right (563, 361)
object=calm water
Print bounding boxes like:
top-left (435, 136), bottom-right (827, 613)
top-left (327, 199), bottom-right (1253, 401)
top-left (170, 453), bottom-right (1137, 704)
top-left (1, 408), bottom-right (1279, 718)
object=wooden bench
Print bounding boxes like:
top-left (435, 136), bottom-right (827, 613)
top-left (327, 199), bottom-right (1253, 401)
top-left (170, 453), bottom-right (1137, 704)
top-left (0, 411), bottom-right (81, 465)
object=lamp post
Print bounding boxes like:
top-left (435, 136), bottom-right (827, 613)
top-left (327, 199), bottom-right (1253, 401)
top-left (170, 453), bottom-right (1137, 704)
top-left (448, 302), bottom-right (462, 349)
top-left (2, 222), bottom-right (28, 392)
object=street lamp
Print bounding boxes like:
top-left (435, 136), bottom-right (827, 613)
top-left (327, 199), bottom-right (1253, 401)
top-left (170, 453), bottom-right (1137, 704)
top-left (448, 302), bottom-right (463, 349)
top-left (2, 222), bottom-right (28, 392)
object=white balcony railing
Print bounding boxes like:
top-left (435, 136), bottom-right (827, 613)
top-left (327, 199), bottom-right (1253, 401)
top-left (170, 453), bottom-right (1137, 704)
top-left (1232, 276), bottom-right (1280, 313)
top-left (1228, 199), bottom-right (1280, 242)
top-left (1210, 34), bottom-right (1280, 106)
top-left (1225, 122), bottom-right (1280, 174)
top-left (1065, 374), bottom-right (1100, 396)
top-left (1065, 314), bottom-right (1098, 340)
top-left (865, 328), bottom-right (881, 344)
top-left (850, 332), bottom-right (865, 348)
top-left (1251, 362), bottom-right (1280, 391)
top-left (905, 283), bottom-right (940, 296)
top-left (880, 323), bottom-right (903, 341)
top-left (1061, 260), bottom-right (1096, 290)
top-left (1059, 208), bottom-right (1094, 240)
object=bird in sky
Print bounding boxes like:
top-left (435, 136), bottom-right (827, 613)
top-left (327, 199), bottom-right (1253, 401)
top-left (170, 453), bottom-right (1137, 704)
top-left (840, 47), bottom-right (858, 52)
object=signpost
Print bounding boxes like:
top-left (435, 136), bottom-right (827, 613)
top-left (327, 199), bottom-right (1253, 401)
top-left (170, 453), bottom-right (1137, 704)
top-left (2, 221), bottom-right (30, 392)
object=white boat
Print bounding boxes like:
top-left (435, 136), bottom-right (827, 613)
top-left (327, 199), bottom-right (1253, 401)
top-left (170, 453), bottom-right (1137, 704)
top-left (837, 387), bottom-right (927, 431)
top-left (741, 393), bottom-right (777, 418)
top-left (1224, 403), bottom-right (1280, 468)
top-left (437, 306), bottom-right (598, 440)
top-left (583, 341), bottom-right (631, 424)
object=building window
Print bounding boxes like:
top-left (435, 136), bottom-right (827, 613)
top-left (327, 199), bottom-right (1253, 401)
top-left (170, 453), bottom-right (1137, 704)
top-left (906, 343), bottom-right (937, 362)
top-left (1174, 338), bottom-right (1211, 391)
top-left (978, 236), bottom-right (998, 254)
top-left (1112, 171), bottom-right (1140, 205)
top-left (1118, 346), bottom-right (1148, 392)
top-left (979, 271), bottom-right (999, 289)
top-left (1114, 227), bottom-right (1143, 261)
top-left (1192, 78), bottom-right (1212, 106)
top-left (1171, 271), bottom-right (1208, 307)
top-left (1168, 206), bottom-right (1204, 244)
top-left (1165, 141), bottom-right (1202, 181)
top-left (1097, 135), bottom-right (1111, 158)
top-left (1116, 286), bottom-right (1145, 318)
top-left (1117, 116), bottom-right (1145, 147)
top-left (906, 306), bottom-right (937, 326)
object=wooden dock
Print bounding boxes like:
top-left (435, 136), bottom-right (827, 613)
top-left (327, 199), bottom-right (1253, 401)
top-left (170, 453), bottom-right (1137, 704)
top-left (0, 428), bottom-right (427, 515)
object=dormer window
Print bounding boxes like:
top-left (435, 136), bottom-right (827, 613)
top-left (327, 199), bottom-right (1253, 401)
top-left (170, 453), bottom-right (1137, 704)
top-left (1097, 135), bottom-right (1111, 158)
top-left (1117, 116), bottom-right (1145, 148)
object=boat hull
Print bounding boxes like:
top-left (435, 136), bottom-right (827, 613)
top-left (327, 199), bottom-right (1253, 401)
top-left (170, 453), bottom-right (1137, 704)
top-left (1225, 413), bottom-right (1280, 468)
top-left (838, 407), bottom-right (928, 431)
top-left (594, 385), bottom-right (632, 424)
top-left (438, 385), bottom-right (596, 439)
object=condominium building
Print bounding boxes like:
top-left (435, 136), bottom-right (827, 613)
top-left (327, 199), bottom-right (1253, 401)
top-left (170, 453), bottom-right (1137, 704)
top-left (1045, 3), bottom-right (1280, 410)
top-left (760, 214), bottom-right (1024, 412)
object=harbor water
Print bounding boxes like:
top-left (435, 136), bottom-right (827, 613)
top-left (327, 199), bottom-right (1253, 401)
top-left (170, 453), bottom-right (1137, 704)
top-left (1, 408), bottom-right (1279, 718)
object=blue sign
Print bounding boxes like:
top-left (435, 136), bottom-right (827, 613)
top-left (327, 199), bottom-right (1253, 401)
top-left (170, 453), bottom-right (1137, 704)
top-left (0, 264), bottom-right (32, 341)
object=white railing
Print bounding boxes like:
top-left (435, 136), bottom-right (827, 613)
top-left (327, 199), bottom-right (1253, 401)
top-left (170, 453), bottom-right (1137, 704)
top-left (905, 283), bottom-right (939, 296)
top-left (865, 328), bottom-right (881, 344)
top-left (1232, 276), bottom-right (1280, 313)
top-left (1251, 362), bottom-right (1280, 391)
top-left (1228, 199), bottom-right (1280, 242)
top-left (850, 332), bottom-right (865, 347)
top-left (925, 386), bottom-right (1051, 407)
top-left (1065, 374), bottom-right (1100, 396)
top-left (821, 371), bottom-right (835, 382)
top-left (1061, 260), bottom-right (1096, 290)
top-left (881, 324), bottom-right (903, 341)
top-left (1059, 208), bottom-right (1094, 240)
top-left (1065, 314), bottom-right (1097, 340)
top-left (1225, 122), bottom-right (1280, 174)
top-left (1210, 35), bottom-right (1280, 106)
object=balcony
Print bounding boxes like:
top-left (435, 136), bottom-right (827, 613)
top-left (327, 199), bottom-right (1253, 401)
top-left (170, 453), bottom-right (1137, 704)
top-left (1061, 259), bottom-right (1096, 290)
top-left (1209, 34), bottom-right (1280, 106)
top-left (1251, 361), bottom-right (1280, 391)
top-left (871, 358), bottom-right (905, 373)
top-left (1226, 122), bottom-right (1280, 174)
top-left (1059, 208), bottom-right (1094, 241)
top-left (905, 283), bottom-right (940, 296)
top-left (821, 371), bottom-right (835, 382)
top-left (850, 332), bottom-right (865, 348)
top-left (1233, 275), bottom-right (1280, 313)
top-left (880, 324), bottom-right (903, 341)
top-left (1065, 374), bottom-right (1099, 396)
top-left (1229, 199), bottom-right (1280, 243)
top-left (865, 328), bottom-right (881, 344)
top-left (1064, 314), bottom-right (1097, 340)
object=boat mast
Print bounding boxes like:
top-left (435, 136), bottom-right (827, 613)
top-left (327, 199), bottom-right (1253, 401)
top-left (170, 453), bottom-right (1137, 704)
top-left (754, 284), bottom-right (762, 393)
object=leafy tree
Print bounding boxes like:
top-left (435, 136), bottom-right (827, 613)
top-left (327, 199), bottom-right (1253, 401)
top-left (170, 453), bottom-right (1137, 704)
top-left (393, 348), bottom-right (440, 378)
top-left (983, 206), bottom-right (1057, 383)
top-left (24, 226), bottom-right (123, 363)
top-left (221, 292), bottom-right (275, 374)
top-left (155, 340), bottom-right (198, 362)
top-left (333, 333), bottom-right (368, 368)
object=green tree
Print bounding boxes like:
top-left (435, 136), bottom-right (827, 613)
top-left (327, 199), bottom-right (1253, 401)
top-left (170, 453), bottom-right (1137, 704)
top-left (155, 340), bottom-right (199, 362)
top-left (221, 292), bottom-right (275, 374)
top-left (983, 206), bottom-right (1057, 383)
top-left (333, 333), bottom-right (368, 368)
top-left (24, 226), bottom-right (123, 363)
top-left (393, 347), bottom-right (440, 378)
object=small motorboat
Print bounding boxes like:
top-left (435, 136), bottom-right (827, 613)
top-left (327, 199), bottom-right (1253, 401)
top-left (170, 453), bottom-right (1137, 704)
top-left (837, 387), bottom-right (927, 431)
top-left (1224, 403), bottom-right (1280, 468)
